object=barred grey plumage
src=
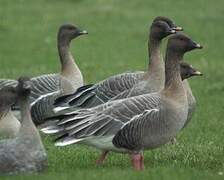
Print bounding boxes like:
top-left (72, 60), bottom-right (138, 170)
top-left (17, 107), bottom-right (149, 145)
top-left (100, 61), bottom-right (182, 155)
top-left (0, 74), bottom-right (62, 104)
top-left (53, 72), bottom-right (144, 110)
top-left (0, 79), bottom-right (17, 89)
top-left (113, 108), bottom-right (159, 151)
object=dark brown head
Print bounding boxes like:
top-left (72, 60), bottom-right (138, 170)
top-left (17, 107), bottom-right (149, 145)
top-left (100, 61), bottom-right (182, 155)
top-left (153, 16), bottom-right (183, 31)
top-left (0, 86), bottom-right (17, 111)
top-left (180, 62), bottom-right (203, 80)
top-left (16, 77), bottom-right (32, 98)
top-left (58, 24), bottom-right (88, 41)
top-left (150, 20), bottom-right (176, 40)
top-left (167, 33), bottom-right (203, 55)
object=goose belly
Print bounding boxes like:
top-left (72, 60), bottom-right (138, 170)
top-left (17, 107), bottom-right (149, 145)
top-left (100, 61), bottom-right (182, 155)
top-left (82, 136), bottom-right (127, 153)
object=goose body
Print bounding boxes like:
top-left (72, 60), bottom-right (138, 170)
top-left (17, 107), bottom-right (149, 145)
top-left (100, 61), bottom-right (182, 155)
top-left (42, 34), bottom-right (202, 170)
top-left (0, 78), bottom-right (47, 174)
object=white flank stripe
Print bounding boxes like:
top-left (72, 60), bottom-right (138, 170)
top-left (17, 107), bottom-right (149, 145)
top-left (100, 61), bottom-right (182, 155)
top-left (146, 108), bottom-right (159, 113)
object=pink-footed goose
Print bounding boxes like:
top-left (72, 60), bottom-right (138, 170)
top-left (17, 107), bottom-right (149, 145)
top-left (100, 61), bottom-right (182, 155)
top-left (0, 87), bottom-right (20, 139)
top-left (53, 16), bottom-right (182, 110)
top-left (0, 24), bottom-right (87, 106)
top-left (54, 22), bottom-right (199, 136)
top-left (0, 78), bottom-right (47, 174)
top-left (41, 33), bottom-right (202, 170)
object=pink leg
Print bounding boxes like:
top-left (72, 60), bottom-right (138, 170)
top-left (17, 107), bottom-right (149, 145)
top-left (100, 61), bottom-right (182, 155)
top-left (131, 154), bottom-right (142, 171)
top-left (140, 153), bottom-right (145, 170)
top-left (96, 151), bottom-right (109, 165)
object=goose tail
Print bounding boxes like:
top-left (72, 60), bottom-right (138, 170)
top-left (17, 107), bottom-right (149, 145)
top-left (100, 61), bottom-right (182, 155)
top-left (55, 137), bottom-right (84, 146)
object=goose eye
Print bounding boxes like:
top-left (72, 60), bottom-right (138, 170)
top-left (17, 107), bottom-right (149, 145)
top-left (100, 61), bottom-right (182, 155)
top-left (68, 27), bottom-right (74, 30)
top-left (179, 38), bottom-right (184, 41)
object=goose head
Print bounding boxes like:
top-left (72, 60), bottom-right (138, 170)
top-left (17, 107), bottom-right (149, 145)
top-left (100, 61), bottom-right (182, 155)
top-left (180, 62), bottom-right (203, 80)
top-left (0, 86), bottom-right (17, 111)
top-left (16, 77), bottom-right (32, 97)
top-left (167, 33), bottom-right (203, 55)
top-left (153, 16), bottom-right (183, 31)
top-left (150, 21), bottom-right (176, 41)
top-left (58, 24), bottom-right (88, 42)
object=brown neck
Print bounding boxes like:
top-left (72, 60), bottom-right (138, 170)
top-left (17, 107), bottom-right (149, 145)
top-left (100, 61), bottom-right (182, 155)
top-left (146, 36), bottom-right (164, 78)
top-left (57, 35), bottom-right (83, 89)
top-left (164, 48), bottom-right (185, 96)
top-left (18, 96), bottom-right (38, 138)
top-left (58, 36), bottom-right (75, 71)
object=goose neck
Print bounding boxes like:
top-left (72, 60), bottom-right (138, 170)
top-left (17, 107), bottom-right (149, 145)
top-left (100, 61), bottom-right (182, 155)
top-left (57, 35), bottom-right (84, 89)
top-left (57, 36), bottom-right (74, 68)
top-left (164, 48), bottom-right (184, 95)
top-left (18, 97), bottom-right (37, 137)
top-left (147, 37), bottom-right (163, 74)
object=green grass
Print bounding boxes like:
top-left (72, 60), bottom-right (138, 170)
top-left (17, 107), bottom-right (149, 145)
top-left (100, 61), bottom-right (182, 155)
top-left (0, 0), bottom-right (224, 179)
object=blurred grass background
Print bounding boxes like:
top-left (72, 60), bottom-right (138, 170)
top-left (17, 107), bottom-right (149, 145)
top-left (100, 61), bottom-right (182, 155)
top-left (0, 0), bottom-right (223, 179)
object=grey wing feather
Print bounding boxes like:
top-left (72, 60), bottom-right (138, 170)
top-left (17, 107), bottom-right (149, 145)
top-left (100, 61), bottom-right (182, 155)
top-left (112, 109), bottom-right (159, 151)
top-left (54, 72), bottom-right (144, 109)
top-left (0, 74), bottom-right (59, 104)
top-left (29, 74), bottom-right (59, 102)
top-left (0, 79), bottom-right (18, 89)
top-left (31, 91), bottom-right (61, 125)
top-left (49, 94), bottom-right (160, 145)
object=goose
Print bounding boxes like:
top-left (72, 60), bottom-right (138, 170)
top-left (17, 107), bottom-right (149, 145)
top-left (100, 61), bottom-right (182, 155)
top-left (179, 62), bottom-right (202, 125)
top-left (41, 33), bottom-right (203, 170)
top-left (0, 24), bottom-right (87, 105)
top-left (0, 86), bottom-right (20, 139)
top-left (0, 77), bottom-right (47, 174)
top-left (53, 16), bottom-right (183, 110)
top-left (54, 23), bottom-right (200, 137)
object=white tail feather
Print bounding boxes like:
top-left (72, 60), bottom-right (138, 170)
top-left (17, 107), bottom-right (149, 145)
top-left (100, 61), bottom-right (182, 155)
top-left (53, 106), bottom-right (70, 113)
top-left (41, 126), bottom-right (62, 134)
top-left (55, 138), bottom-right (83, 146)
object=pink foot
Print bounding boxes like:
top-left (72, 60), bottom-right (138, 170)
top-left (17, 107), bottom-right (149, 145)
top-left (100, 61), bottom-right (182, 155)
top-left (131, 153), bottom-right (143, 171)
top-left (96, 151), bottom-right (109, 165)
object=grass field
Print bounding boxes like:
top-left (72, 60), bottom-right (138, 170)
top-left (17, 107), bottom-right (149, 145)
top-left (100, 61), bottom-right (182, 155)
top-left (0, 0), bottom-right (224, 179)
